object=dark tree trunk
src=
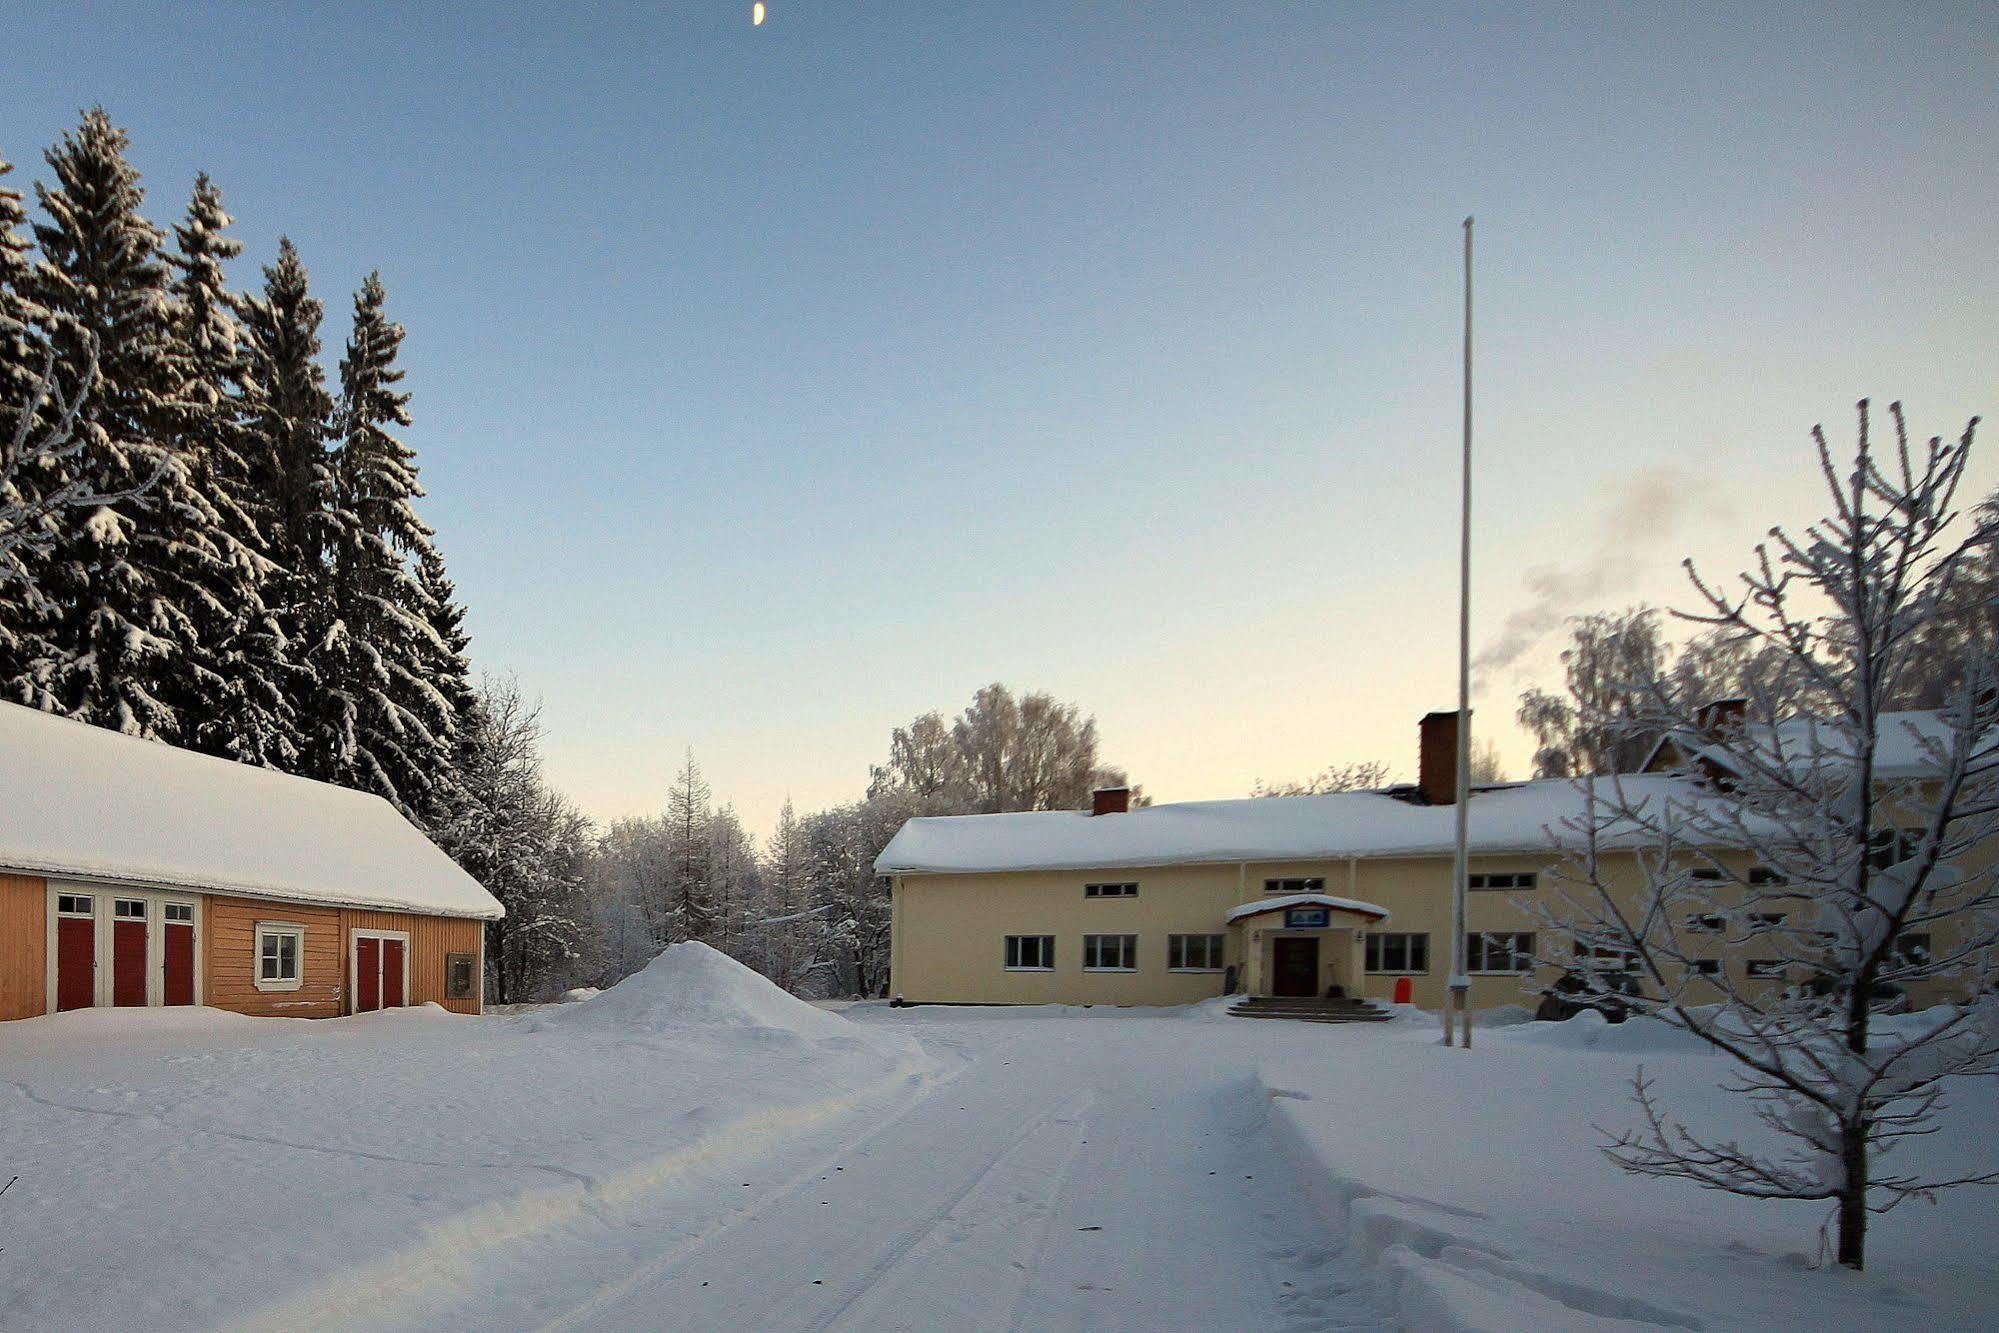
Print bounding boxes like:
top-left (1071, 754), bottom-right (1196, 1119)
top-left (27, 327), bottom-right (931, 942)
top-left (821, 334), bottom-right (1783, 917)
top-left (1838, 1127), bottom-right (1868, 1269)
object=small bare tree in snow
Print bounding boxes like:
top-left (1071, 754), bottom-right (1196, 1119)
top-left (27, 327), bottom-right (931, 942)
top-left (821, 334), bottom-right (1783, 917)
top-left (1531, 401), bottom-right (1999, 1271)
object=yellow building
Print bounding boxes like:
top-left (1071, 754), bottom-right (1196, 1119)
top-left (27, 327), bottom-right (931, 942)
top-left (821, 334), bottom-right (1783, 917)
top-left (878, 711), bottom-right (1974, 1011)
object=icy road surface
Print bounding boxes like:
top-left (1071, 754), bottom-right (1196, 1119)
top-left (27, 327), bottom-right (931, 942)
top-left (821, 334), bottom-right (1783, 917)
top-left (452, 1007), bottom-right (1380, 1332)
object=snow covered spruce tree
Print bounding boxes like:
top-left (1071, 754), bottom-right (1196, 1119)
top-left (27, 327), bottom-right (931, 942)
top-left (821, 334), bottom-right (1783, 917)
top-left (11, 110), bottom-right (227, 736)
top-left (305, 272), bottom-right (454, 810)
top-left (166, 173), bottom-right (297, 767)
top-left (1533, 401), bottom-right (1999, 1270)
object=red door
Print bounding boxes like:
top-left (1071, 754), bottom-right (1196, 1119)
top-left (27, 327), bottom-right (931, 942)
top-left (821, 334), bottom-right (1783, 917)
top-left (381, 940), bottom-right (406, 1008)
top-left (163, 919), bottom-right (195, 1006)
top-left (57, 916), bottom-right (95, 1011)
top-left (112, 906), bottom-right (148, 1008)
top-left (356, 936), bottom-right (381, 1013)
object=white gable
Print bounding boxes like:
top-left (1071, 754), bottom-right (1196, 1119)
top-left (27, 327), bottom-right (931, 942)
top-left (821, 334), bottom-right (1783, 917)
top-left (0, 702), bottom-right (503, 920)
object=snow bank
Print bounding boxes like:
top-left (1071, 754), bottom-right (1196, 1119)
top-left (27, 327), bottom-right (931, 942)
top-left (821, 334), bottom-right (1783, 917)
top-left (535, 941), bottom-right (861, 1044)
top-left (1259, 1015), bottom-right (1999, 1331)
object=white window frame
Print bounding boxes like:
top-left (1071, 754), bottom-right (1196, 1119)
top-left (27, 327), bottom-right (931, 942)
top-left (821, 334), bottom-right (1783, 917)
top-left (1003, 934), bottom-right (1055, 972)
top-left (1264, 876), bottom-right (1325, 895)
top-left (1688, 958), bottom-right (1724, 978)
top-left (1466, 931), bottom-right (1537, 975)
top-left (1364, 931), bottom-right (1430, 975)
top-left (255, 922), bottom-right (307, 993)
top-left (1467, 871), bottom-right (1538, 891)
top-left (1167, 933), bottom-right (1225, 972)
top-left (347, 928), bottom-right (413, 1013)
top-left (44, 880), bottom-right (203, 1013)
top-left (1082, 934), bottom-right (1138, 972)
top-left (1083, 881), bottom-right (1138, 899)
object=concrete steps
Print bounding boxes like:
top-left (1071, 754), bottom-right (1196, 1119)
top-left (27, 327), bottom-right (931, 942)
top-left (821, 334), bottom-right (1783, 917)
top-left (1227, 996), bottom-right (1394, 1024)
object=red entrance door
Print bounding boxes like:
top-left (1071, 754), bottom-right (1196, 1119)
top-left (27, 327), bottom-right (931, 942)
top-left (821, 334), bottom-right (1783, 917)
top-left (112, 900), bottom-right (149, 1007)
top-left (381, 939), bottom-right (406, 1008)
top-left (57, 914), bottom-right (96, 1011)
top-left (162, 911), bottom-right (195, 1006)
top-left (356, 936), bottom-right (381, 1013)
top-left (1272, 937), bottom-right (1320, 997)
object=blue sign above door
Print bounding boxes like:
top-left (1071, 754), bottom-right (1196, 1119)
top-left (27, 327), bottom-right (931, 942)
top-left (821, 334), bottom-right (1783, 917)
top-left (1285, 907), bottom-right (1331, 928)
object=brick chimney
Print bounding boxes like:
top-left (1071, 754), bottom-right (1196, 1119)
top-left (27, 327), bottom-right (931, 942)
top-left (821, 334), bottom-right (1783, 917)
top-left (1418, 710), bottom-right (1464, 806)
top-left (1091, 786), bottom-right (1131, 816)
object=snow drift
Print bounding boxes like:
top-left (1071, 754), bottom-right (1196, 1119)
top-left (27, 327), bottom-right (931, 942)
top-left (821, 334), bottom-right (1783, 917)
top-left (536, 942), bottom-right (859, 1044)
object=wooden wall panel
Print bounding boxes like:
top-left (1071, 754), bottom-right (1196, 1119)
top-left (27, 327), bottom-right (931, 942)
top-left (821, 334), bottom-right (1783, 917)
top-left (203, 895), bottom-right (345, 1018)
top-left (0, 873), bottom-right (48, 1021)
top-left (341, 909), bottom-right (485, 1015)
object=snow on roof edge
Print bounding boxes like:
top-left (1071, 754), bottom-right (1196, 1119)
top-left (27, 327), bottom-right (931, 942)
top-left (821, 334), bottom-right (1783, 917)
top-left (1225, 893), bottom-right (1390, 924)
top-left (0, 854), bottom-right (505, 920)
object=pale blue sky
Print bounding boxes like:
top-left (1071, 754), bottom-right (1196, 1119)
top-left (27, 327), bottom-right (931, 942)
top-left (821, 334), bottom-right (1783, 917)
top-left (6, 3), bottom-right (1997, 833)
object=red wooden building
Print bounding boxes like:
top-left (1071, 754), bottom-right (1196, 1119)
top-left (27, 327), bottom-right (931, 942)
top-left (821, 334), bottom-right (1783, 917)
top-left (0, 702), bottom-right (503, 1023)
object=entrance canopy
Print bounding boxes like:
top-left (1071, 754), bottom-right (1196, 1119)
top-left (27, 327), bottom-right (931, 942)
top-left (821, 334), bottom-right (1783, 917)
top-left (1224, 892), bottom-right (1390, 929)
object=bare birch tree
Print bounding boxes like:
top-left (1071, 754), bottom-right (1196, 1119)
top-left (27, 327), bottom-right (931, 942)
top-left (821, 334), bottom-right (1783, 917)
top-left (1529, 400), bottom-right (1999, 1271)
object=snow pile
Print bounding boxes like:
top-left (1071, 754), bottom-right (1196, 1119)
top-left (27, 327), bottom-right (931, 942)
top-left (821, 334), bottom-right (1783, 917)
top-left (557, 986), bottom-right (600, 1003)
top-left (1507, 1007), bottom-right (1714, 1055)
top-left (537, 942), bottom-right (860, 1044)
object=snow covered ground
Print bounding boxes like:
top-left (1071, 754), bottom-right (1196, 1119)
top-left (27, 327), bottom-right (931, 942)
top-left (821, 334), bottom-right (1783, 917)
top-left (3, 964), bottom-right (1995, 1331)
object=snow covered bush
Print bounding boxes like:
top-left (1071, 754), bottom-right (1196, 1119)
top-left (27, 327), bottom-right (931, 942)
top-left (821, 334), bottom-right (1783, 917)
top-left (1531, 400), bottom-right (1999, 1270)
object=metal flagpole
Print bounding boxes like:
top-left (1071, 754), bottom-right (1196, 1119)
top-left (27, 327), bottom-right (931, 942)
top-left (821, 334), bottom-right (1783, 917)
top-left (1449, 216), bottom-right (1474, 1048)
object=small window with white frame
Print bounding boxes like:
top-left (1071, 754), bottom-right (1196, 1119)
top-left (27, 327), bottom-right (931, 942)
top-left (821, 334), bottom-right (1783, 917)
top-left (1084, 882), bottom-right (1138, 899)
top-left (1168, 934), bottom-right (1225, 971)
top-left (57, 893), bottom-right (95, 917)
top-left (1688, 958), bottom-right (1723, 978)
top-left (1467, 872), bottom-right (1538, 891)
top-left (1686, 913), bottom-right (1725, 934)
top-left (255, 923), bottom-right (306, 992)
top-left (1466, 931), bottom-right (1536, 974)
top-left (1365, 932), bottom-right (1429, 974)
top-left (1745, 959), bottom-right (1787, 980)
top-left (163, 902), bottom-right (194, 924)
top-left (114, 898), bottom-right (147, 920)
top-left (1083, 934), bottom-right (1137, 971)
top-left (1264, 877), bottom-right (1324, 895)
top-left (1004, 935), bottom-right (1054, 971)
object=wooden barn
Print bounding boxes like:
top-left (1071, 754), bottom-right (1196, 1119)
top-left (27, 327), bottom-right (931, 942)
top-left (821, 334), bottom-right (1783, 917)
top-left (0, 701), bottom-right (503, 1022)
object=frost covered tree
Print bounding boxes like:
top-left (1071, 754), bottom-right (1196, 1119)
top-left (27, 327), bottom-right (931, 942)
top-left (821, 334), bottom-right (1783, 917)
top-left (1534, 401), bottom-right (1999, 1270)
top-left (1253, 760), bottom-right (1392, 797)
top-left (870, 683), bottom-right (1134, 812)
top-left (664, 749), bottom-right (718, 943)
top-left (10, 110), bottom-right (225, 736)
top-left (751, 799), bottom-right (836, 994)
top-left (305, 273), bottom-right (452, 809)
top-left (431, 680), bottom-right (591, 1004)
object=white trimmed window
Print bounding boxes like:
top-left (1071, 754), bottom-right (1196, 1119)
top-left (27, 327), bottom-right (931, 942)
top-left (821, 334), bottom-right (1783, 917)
top-left (57, 893), bottom-right (95, 917)
top-left (1574, 940), bottom-right (1639, 971)
top-left (1364, 932), bottom-right (1429, 974)
top-left (1004, 935), bottom-right (1054, 971)
top-left (1745, 912), bottom-right (1786, 934)
top-left (1084, 882), bottom-right (1138, 899)
top-left (1264, 877), bottom-right (1325, 895)
top-left (1746, 959), bottom-right (1787, 980)
top-left (1467, 872), bottom-right (1537, 891)
top-left (1466, 931), bottom-right (1536, 974)
top-left (1688, 958), bottom-right (1723, 978)
top-left (1168, 934), bottom-right (1225, 971)
top-left (1083, 934), bottom-right (1137, 971)
top-left (255, 923), bottom-right (305, 992)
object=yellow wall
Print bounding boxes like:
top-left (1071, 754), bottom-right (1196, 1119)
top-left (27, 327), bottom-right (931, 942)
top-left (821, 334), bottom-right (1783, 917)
top-left (890, 850), bottom-right (1817, 1009)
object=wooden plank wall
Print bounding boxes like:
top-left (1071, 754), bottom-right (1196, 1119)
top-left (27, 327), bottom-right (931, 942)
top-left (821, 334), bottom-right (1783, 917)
top-left (0, 873), bottom-right (47, 1021)
top-left (204, 895), bottom-right (345, 1018)
top-left (341, 909), bottom-right (485, 1014)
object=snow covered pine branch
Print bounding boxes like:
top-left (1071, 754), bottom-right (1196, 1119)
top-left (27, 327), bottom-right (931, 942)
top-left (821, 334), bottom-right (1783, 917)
top-left (1523, 400), bottom-right (1999, 1271)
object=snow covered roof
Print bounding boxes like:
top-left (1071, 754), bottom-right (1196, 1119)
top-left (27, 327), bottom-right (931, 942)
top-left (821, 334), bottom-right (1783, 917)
top-left (1649, 709), bottom-right (1992, 783)
top-left (874, 773), bottom-right (1719, 876)
top-left (1224, 893), bottom-right (1390, 925)
top-left (0, 702), bottom-right (503, 919)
